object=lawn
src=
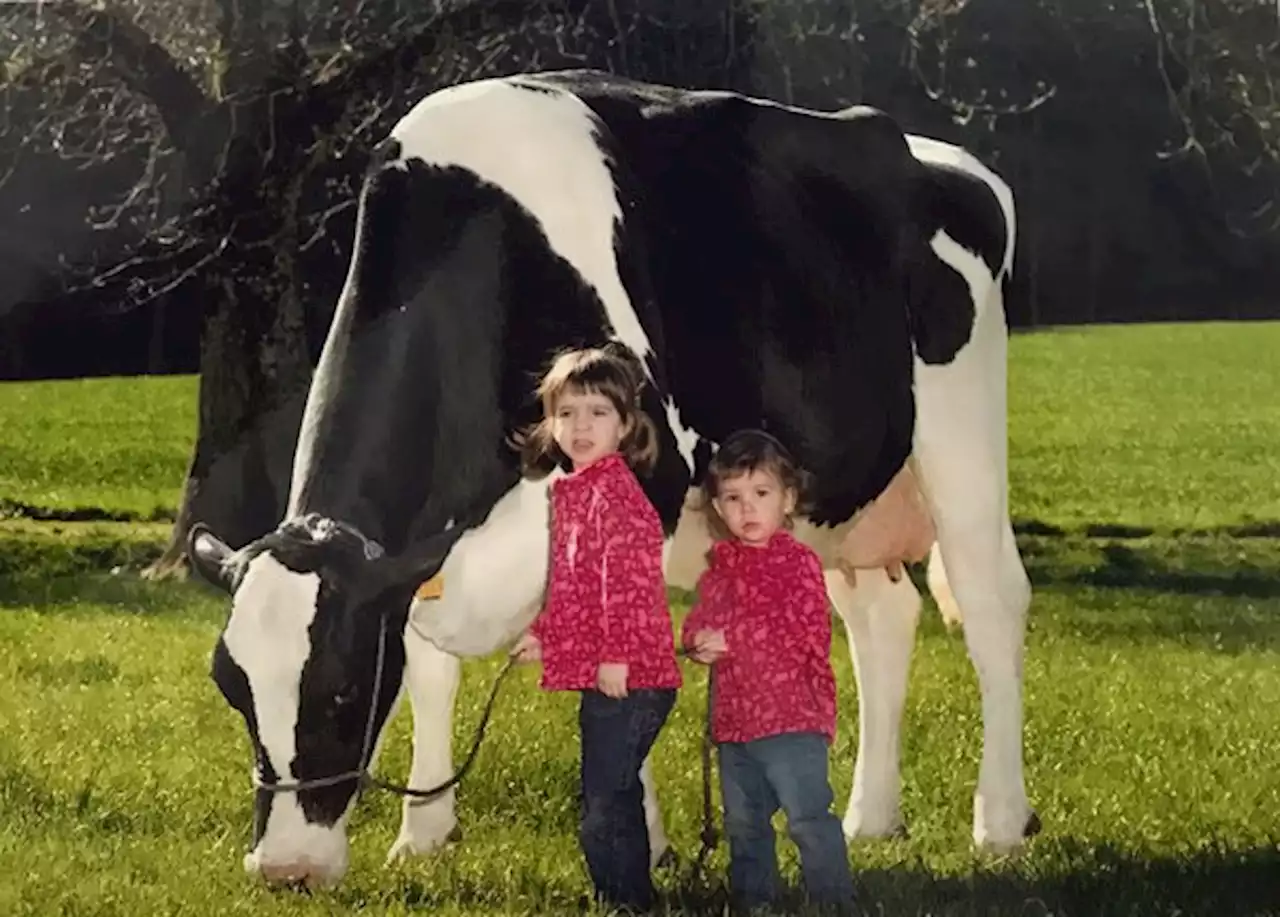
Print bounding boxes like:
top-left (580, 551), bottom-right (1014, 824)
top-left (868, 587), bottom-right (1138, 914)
top-left (0, 375), bottom-right (196, 522)
top-left (1, 322), bottom-right (1278, 916)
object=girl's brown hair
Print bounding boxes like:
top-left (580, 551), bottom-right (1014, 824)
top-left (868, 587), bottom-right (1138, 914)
top-left (702, 429), bottom-right (812, 537)
top-left (514, 345), bottom-right (660, 478)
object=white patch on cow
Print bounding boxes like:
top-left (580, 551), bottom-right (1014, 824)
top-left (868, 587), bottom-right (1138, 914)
top-left (222, 555), bottom-right (358, 881)
top-left (406, 475), bottom-right (558, 658)
top-left (662, 400), bottom-right (701, 469)
top-left (906, 134), bottom-right (1017, 278)
top-left (223, 555), bottom-right (317, 784)
top-left (928, 230), bottom-right (999, 331)
top-left (388, 77), bottom-right (698, 470)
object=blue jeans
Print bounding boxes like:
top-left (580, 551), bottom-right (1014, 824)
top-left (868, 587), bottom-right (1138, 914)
top-left (718, 732), bottom-right (857, 912)
top-left (578, 688), bottom-right (676, 912)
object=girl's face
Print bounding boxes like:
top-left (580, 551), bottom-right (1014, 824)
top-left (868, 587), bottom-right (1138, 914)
top-left (553, 388), bottom-right (628, 470)
top-left (713, 467), bottom-right (796, 547)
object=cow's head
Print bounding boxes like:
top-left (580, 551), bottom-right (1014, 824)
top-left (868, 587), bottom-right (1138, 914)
top-left (181, 138), bottom-right (531, 887)
top-left (188, 514), bottom-right (462, 887)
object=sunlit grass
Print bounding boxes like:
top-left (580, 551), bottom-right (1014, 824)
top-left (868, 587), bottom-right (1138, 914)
top-left (1, 322), bottom-right (1278, 915)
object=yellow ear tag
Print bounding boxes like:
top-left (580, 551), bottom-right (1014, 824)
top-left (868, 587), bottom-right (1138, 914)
top-left (414, 574), bottom-right (444, 601)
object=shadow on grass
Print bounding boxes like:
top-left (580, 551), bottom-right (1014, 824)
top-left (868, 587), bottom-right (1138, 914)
top-left (1069, 543), bottom-right (1280, 600)
top-left (321, 840), bottom-right (1280, 916)
top-left (0, 528), bottom-right (163, 579)
top-left (851, 841), bottom-right (1280, 917)
top-left (662, 841), bottom-right (1280, 917)
top-left (1015, 535), bottom-right (1280, 653)
top-left (1020, 534), bottom-right (1280, 601)
top-left (0, 568), bottom-right (213, 616)
top-left (0, 527), bottom-right (203, 614)
top-left (1013, 518), bottom-right (1280, 540)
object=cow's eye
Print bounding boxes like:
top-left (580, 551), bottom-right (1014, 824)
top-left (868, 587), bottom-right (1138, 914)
top-left (334, 687), bottom-right (356, 707)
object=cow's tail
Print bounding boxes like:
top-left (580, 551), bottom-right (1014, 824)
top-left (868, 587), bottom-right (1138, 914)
top-left (926, 540), bottom-right (964, 630)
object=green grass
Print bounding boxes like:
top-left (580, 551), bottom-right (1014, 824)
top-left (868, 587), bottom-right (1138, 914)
top-left (1, 322), bottom-right (1279, 916)
top-left (0, 375), bottom-right (196, 521)
top-left (1008, 322), bottom-right (1280, 532)
top-left (1, 323), bottom-right (1277, 531)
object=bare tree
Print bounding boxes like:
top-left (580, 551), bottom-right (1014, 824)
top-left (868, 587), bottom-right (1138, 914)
top-left (1144, 0), bottom-right (1280, 238)
top-left (1, 0), bottom-right (610, 573)
top-left (4, 0), bottom-right (1276, 570)
top-left (141, 0), bottom-right (608, 577)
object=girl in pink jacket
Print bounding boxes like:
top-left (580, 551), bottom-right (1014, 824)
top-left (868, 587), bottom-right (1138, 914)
top-left (511, 345), bottom-right (681, 913)
top-left (682, 429), bottom-right (858, 914)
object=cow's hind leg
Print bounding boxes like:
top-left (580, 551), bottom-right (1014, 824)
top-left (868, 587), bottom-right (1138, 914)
top-left (640, 755), bottom-right (674, 868)
top-left (826, 567), bottom-right (921, 840)
top-left (387, 633), bottom-right (464, 862)
top-left (912, 247), bottom-right (1036, 853)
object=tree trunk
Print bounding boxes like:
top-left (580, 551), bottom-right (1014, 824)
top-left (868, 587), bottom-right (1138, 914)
top-left (142, 0), bottom-right (311, 579)
top-left (143, 0), bottom-right (611, 578)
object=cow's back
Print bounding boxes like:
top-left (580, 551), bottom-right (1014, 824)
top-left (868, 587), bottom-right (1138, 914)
top-left (532, 71), bottom-right (922, 524)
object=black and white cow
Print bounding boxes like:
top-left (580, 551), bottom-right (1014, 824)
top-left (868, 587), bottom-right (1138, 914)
top-left (190, 69), bottom-right (1035, 888)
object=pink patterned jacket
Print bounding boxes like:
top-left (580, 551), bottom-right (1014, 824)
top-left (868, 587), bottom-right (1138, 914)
top-left (681, 531), bottom-right (837, 744)
top-left (530, 453), bottom-right (683, 693)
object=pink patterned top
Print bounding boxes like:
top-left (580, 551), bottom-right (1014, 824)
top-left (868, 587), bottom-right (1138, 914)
top-left (530, 453), bottom-right (683, 693)
top-left (681, 531), bottom-right (837, 744)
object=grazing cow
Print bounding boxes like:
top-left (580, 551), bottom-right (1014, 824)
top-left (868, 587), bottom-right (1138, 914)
top-left (189, 69), bottom-right (1036, 889)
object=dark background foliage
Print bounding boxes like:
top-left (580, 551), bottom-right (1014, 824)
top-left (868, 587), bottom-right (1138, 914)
top-left (1, 0), bottom-right (1275, 571)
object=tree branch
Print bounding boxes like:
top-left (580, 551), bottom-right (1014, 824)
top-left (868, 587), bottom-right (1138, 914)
top-left (46, 1), bottom-right (217, 155)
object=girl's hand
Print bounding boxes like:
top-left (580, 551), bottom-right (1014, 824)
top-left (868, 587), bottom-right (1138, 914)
top-left (511, 632), bottom-right (542, 664)
top-left (690, 629), bottom-right (727, 664)
top-left (597, 662), bottom-right (629, 698)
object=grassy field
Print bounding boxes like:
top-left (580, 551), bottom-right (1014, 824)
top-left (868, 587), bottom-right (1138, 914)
top-left (1, 322), bottom-right (1278, 916)
top-left (0, 375), bottom-right (195, 522)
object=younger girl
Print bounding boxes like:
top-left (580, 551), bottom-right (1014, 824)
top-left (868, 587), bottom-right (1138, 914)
top-left (682, 429), bottom-right (858, 914)
top-left (511, 345), bottom-right (682, 914)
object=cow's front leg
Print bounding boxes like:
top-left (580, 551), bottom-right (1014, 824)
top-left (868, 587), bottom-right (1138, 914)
top-left (825, 567), bottom-right (921, 840)
top-left (387, 630), bottom-right (463, 862)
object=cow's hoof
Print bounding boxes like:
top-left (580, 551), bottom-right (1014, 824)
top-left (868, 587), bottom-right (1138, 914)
top-left (843, 808), bottom-right (906, 842)
top-left (975, 812), bottom-right (1040, 858)
top-left (385, 821), bottom-right (463, 864)
top-left (653, 846), bottom-right (679, 871)
top-left (845, 821), bottom-right (908, 844)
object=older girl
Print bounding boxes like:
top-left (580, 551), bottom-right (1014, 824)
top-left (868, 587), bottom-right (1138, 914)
top-left (512, 345), bottom-right (681, 913)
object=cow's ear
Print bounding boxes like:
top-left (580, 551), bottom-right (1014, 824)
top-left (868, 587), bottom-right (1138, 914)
top-left (188, 523), bottom-right (237, 594)
top-left (365, 525), bottom-right (467, 600)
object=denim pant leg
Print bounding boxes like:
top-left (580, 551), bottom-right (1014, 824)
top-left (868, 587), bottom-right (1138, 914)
top-left (718, 742), bottom-right (783, 910)
top-left (579, 689), bottom-right (676, 912)
top-left (757, 733), bottom-right (857, 907)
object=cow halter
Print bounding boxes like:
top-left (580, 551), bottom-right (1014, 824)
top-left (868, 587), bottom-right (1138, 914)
top-left (250, 603), bottom-right (515, 805)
